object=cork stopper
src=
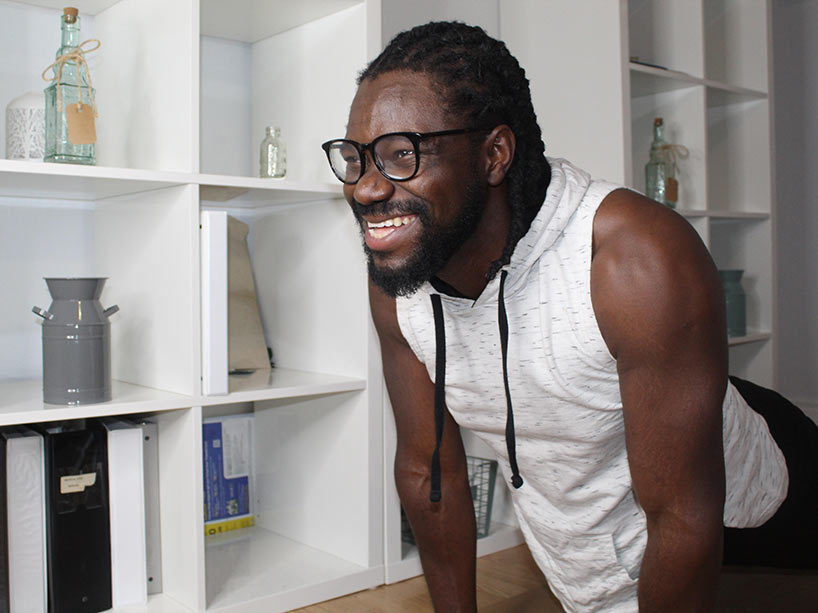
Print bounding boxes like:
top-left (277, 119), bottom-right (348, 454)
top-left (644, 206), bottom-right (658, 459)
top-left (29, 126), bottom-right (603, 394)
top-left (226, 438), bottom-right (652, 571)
top-left (63, 7), bottom-right (78, 23)
top-left (654, 117), bottom-right (664, 126)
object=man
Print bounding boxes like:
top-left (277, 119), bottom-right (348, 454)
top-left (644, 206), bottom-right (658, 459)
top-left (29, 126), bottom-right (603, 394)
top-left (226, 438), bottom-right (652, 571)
top-left (321, 21), bottom-right (818, 613)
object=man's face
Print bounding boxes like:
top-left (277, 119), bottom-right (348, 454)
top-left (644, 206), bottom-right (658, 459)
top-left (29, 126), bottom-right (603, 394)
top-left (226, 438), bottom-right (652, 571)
top-left (343, 71), bottom-right (487, 297)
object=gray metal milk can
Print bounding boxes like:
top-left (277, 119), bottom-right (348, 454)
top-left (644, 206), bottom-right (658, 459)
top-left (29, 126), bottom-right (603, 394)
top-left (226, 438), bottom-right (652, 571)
top-left (32, 277), bottom-right (120, 405)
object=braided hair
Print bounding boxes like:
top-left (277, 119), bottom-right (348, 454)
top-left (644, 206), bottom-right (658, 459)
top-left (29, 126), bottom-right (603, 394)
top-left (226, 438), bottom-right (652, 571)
top-left (359, 21), bottom-right (551, 280)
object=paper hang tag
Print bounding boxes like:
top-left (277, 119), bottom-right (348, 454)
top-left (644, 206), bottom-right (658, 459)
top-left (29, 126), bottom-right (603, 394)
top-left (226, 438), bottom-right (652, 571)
top-left (665, 177), bottom-right (679, 203)
top-left (66, 102), bottom-right (97, 144)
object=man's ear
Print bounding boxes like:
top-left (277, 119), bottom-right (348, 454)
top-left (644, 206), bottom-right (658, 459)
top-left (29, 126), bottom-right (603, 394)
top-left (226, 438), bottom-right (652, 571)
top-left (484, 125), bottom-right (516, 187)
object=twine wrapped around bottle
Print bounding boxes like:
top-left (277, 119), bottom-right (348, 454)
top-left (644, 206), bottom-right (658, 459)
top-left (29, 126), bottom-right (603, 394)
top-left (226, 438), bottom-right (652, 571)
top-left (41, 38), bottom-right (100, 116)
top-left (660, 143), bottom-right (689, 176)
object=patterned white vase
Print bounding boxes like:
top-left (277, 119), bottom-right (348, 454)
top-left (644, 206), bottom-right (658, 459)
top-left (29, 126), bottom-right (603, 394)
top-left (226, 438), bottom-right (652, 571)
top-left (6, 91), bottom-right (45, 161)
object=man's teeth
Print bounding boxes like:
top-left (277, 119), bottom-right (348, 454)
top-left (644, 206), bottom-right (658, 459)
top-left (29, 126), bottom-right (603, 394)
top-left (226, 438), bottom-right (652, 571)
top-left (367, 216), bottom-right (414, 229)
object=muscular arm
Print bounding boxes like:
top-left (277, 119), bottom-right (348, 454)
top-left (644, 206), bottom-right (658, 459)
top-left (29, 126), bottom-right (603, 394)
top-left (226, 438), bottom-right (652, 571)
top-left (591, 190), bottom-right (727, 612)
top-left (370, 281), bottom-right (477, 612)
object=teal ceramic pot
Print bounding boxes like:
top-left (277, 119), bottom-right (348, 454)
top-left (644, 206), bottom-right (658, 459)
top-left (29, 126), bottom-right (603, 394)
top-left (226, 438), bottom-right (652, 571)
top-left (719, 269), bottom-right (746, 338)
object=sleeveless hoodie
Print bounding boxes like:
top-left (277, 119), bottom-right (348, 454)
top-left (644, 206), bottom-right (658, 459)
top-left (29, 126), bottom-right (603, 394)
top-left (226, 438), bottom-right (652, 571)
top-left (395, 158), bottom-right (788, 612)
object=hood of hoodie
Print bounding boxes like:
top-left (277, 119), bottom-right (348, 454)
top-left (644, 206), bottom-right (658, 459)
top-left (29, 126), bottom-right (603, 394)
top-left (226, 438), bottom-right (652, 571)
top-left (470, 157), bottom-right (592, 308)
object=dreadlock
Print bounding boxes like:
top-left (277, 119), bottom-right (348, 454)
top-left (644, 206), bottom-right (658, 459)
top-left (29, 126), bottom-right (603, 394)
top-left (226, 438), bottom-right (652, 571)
top-left (359, 21), bottom-right (551, 280)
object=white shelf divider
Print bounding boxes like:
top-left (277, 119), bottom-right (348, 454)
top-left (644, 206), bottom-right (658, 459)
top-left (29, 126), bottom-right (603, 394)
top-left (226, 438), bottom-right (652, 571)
top-left (204, 526), bottom-right (382, 613)
top-left (200, 0), bottom-right (361, 44)
top-left (677, 208), bottom-right (769, 221)
top-left (223, 368), bottom-right (366, 403)
top-left (630, 62), bottom-right (767, 104)
top-left (0, 160), bottom-right (196, 201)
top-left (198, 174), bottom-right (342, 206)
top-left (0, 379), bottom-right (194, 425)
top-left (0, 368), bottom-right (366, 425)
top-left (728, 332), bottom-right (772, 347)
top-left (0, 161), bottom-right (342, 204)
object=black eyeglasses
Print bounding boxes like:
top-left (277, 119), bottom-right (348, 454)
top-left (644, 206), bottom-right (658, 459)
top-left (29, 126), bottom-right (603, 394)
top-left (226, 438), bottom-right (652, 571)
top-left (321, 127), bottom-right (490, 185)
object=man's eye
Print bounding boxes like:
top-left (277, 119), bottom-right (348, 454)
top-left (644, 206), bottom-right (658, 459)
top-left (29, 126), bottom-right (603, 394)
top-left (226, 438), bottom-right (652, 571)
top-left (389, 149), bottom-right (415, 165)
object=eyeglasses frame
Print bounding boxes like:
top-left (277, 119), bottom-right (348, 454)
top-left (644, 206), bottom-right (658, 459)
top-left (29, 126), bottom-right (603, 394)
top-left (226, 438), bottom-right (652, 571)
top-left (321, 127), bottom-right (492, 185)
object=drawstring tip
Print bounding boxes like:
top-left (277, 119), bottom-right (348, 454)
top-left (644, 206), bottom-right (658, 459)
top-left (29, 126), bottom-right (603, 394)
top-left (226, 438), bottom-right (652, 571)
top-left (429, 489), bottom-right (441, 503)
top-left (511, 474), bottom-right (523, 489)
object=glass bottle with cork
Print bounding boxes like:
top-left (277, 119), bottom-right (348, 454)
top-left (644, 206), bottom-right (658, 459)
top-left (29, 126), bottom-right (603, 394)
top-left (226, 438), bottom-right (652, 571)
top-left (43, 6), bottom-right (98, 165)
top-left (644, 117), bottom-right (677, 208)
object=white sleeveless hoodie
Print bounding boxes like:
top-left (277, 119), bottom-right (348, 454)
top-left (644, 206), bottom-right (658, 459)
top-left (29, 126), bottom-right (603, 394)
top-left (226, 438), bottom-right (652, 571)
top-left (395, 158), bottom-right (788, 612)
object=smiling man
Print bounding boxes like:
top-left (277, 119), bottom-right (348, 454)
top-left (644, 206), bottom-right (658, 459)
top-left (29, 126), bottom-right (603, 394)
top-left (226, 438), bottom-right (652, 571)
top-left (322, 21), bottom-right (818, 613)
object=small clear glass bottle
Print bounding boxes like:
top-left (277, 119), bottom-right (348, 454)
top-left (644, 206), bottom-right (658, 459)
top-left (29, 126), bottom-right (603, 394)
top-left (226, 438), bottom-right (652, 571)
top-left (44, 6), bottom-right (95, 165)
top-left (259, 126), bottom-right (286, 178)
top-left (645, 117), bottom-right (673, 208)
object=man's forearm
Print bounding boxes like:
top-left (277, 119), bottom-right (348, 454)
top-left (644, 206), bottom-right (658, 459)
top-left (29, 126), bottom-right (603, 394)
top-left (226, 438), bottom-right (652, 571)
top-left (638, 517), bottom-right (723, 612)
top-left (400, 471), bottom-right (477, 612)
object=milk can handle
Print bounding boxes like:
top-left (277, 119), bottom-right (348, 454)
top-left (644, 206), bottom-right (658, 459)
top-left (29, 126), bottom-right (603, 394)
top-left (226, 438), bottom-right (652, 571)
top-left (32, 306), bottom-right (54, 320)
top-left (104, 305), bottom-right (120, 317)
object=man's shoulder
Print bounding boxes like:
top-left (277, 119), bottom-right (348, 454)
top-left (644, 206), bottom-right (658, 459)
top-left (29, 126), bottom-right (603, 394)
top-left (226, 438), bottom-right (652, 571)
top-left (593, 188), bottom-right (693, 255)
top-left (590, 189), bottom-right (722, 358)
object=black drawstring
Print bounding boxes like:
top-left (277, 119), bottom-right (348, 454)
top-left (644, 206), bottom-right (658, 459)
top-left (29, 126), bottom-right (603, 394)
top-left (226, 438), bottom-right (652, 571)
top-left (499, 270), bottom-right (524, 489)
top-left (430, 293), bottom-right (446, 502)
top-left (428, 273), bottom-right (523, 503)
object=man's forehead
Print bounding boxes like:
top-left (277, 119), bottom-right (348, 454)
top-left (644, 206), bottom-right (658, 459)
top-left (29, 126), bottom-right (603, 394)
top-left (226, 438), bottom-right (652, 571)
top-left (346, 71), bottom-right (447, 136)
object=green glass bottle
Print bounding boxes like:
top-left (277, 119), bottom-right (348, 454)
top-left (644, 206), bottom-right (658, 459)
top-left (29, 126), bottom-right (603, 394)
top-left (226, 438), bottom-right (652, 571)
top-left (645, 117), bottom-right (673, 208)
top-left (44, 6), bottom-right (96, 165)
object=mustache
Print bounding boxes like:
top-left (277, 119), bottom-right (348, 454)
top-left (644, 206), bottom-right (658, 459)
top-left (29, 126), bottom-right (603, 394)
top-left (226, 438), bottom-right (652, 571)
top-left (350, 198), bottom-right (429, 222)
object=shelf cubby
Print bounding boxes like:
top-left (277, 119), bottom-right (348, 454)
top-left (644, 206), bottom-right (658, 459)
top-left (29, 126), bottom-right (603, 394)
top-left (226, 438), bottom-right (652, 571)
top-left (706, 96), bottom-right (772, 215)
top-left (202, 389), bottom-right (381, 611)
top-left (704, 0), bottom-right (770, 93)
top-left (629, 84), bottom-right (707, 209)
top-left (199, 1), bottom-right (366, 183)
top-left (627, 0), bottom-right (704, 78)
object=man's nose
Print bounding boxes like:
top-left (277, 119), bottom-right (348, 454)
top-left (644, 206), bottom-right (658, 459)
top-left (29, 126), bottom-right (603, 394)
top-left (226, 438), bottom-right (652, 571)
top-left (351, 157), bottom-right (395, 205)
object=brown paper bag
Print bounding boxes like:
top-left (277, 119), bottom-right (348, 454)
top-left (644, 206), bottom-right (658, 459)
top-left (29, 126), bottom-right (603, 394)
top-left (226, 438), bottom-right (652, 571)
top-left (228, 216), bottom-right (271, 372)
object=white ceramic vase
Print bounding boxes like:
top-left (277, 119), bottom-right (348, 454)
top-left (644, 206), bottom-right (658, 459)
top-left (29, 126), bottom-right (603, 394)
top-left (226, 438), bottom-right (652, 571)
top-left (5, 91), bottom-right (45, 161)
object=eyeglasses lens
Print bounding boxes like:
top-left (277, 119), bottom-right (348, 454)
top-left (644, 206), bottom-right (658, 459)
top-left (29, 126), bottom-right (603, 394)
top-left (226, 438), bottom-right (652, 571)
top-left (328, 142), bottom-right (361, 184)
top-left (373, 134), bottom-right (418, 180)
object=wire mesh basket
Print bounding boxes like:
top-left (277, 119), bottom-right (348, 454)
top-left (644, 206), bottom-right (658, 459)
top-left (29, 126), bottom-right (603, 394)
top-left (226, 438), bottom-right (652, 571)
top-left (468, 455), bottom-right (498, 538)
top-left (401, 455), bottom-right (498, 544)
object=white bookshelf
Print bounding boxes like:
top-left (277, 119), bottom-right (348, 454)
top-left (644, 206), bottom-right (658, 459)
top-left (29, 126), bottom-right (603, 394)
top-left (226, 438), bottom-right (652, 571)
top-left (0, 0), bottom-right (386, 611)
top-left (501, 0), bottom-right (777, 387)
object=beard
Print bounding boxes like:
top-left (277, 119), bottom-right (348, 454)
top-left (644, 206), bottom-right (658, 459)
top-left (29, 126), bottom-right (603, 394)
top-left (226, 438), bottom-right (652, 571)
top-left (351, 178), bottom-right (486, 298)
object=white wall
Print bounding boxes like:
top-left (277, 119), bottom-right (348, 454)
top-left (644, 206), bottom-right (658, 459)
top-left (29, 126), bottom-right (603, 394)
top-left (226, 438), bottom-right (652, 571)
top-left (772, 0), bottom-right (818, 419)
top-left (200, 36), bottom-right (251, 177)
